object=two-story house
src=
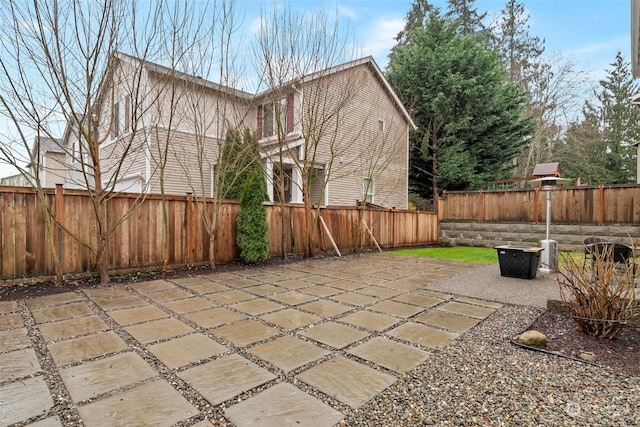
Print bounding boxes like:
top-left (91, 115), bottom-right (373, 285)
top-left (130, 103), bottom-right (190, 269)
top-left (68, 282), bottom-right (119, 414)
top-left (91, 52), bottom-right (414, 208)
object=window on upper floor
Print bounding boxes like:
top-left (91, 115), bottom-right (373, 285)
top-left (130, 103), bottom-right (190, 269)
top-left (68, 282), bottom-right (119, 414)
top-left (258, 94), bottom-right (294, 139)
top-left (378, 119), bottom-right (385, 133)
top-left (112, 96), bottom-right (130, 139)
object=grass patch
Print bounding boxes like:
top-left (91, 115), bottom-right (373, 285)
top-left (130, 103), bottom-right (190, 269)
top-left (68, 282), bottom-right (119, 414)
top-left (391, 246), bottom-right (498, 264)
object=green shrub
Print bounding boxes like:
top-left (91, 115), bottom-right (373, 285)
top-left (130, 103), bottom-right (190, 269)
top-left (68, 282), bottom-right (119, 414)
top-left (556, 247), bottom-right (638, 339)
top-left (236, 168), bottom-right (269, 263)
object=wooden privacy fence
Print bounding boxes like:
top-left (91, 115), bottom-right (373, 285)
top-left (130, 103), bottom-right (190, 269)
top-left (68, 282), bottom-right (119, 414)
top-left (439, 184), bottom-right (640, 225)
top-left (0, 186), bottom-right (438, 281)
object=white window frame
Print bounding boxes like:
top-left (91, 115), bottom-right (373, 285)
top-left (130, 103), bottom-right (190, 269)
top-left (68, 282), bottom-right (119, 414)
top-left (363, 177), bottom-right (374, 203)
top-left (377, 119), bottom-right (385, 133)
top-left (262, 98), bottom-right (287, 138)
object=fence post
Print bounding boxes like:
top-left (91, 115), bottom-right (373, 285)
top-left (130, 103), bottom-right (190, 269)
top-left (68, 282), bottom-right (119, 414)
top-left (598, 184), bottom-right (604, 225)
top-left (55, 184), bottom-right (64, 271)
top-left (392, 207), bottom-right (396, 248)
top-left (534, 186), bottom-right (540, 224)
top-left (186, 193), bottom-right (193, 266)
top-left (478, 190), bottom-right (484, 222)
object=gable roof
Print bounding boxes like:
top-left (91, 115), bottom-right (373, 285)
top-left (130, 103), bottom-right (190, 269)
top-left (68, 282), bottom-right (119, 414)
top-left (98, 52), bottom-right (415, 130)
top-left (256, 56), bottom-right (416, 130)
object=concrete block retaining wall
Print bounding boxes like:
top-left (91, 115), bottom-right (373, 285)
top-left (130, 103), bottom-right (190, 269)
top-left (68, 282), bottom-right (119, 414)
top-left (439, 222), bottom-right (640, 252)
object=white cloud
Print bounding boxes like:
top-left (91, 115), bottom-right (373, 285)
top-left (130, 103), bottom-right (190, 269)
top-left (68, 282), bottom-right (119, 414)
top-left (359, 17), bottom-right (404, 67)
top-left (337, 5), bottom-right (357, 19)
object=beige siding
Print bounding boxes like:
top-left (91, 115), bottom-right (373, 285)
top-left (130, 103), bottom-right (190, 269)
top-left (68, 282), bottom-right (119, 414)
top-left (300, 64), bottom-right (409, 209)
top-left (97, 56), bottom-right (408, 208)
top-left (43, 152), bottom-right (67, 188)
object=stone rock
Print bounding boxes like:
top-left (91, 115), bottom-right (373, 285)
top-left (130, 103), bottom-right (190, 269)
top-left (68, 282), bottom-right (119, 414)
top-left (517, 330), bottom-right (548, 347)
top-left (578, 352), bottom-right (597, 363)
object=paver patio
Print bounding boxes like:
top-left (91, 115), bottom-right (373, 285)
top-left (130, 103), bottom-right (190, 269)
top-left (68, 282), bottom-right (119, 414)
top-left (0, 253), bottom-right (504, 426)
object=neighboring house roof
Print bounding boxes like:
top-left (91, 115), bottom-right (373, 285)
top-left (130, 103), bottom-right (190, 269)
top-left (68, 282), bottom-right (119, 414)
top-left (28, 136), bottom-right (63, 167)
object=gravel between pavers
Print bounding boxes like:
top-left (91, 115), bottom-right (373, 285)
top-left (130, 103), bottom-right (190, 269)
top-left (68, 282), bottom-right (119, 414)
top-left (340, 305), bottom-right (640, 426)
top-left (6, 255), bottom-right (640, 426)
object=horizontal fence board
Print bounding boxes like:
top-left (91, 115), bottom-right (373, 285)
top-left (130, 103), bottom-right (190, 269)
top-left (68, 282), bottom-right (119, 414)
top-left (0, 187), bottom-right (438, 281)
top-left (441, 184), bottom-right (640, 225)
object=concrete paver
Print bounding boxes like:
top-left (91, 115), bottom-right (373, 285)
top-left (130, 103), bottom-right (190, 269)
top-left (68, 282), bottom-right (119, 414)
top-left (183, 307), bottom-right (246, 328)
top-left (0, 312), bottom-right (24, 330)
top-left (369, 299), bottom-right (426, 318)
top-left (211, 319), bottom-right (279, 346)
top-left (147, 334), bottom-right (227, 369)
top-left (0, 376), bottom-right (53, 425)
top-left (393, 292), bottom-right (445, 308)
top-left (298, 300), bottom-right (353, 317)
top-left (208, 289), bottom-right (255, 304)
top-left (299, 321), bottom-right (369, 349)
top-left (260, 308), bottom-right (320, 330)
top-left (108, 305), bottom-right (169, 326)
top-left (31, 302), bottom-right (94, 323)
top-left (0, 253), bottom-right (532, 426)
top-left (0, 327), bottom-right (31, 352)
top-left (0, 300), bottom-right (18, 314)
top-left (297, 356), bottom-right (397, 409)
top-left (339, 310), bottom-right (401, 332)
top-left (60, 352), bottom-right (156, 402)
top-left (48, 331), bottom-right (128, 366)
top-left (439, 301), bottom-right (497, 319)
top-left (0, 348), bottom-right (41, 381)
top-left (348, 336), bottom-right (429, 373)
top-left (267, 290), bottom-right (316, 305)
top-left (161, 296), bottom-right (214, 314)
top-left (125, 317), bottom-right (194, 344)
top-left (178, 354), bottom-right (276, 405)
top-left (249, 335), bottom-right (329, 372)
top-left (38, 315), bottom-right (109, 342)
top-left (415, 309), bottom-right (481, 332)
top-left (224, 382), bottom-right (344, 427)
top-left (231, 299), bottom-right (284, 316)
top-left (25, 292), bottom-right (81, 309)
top-left (76, 379), bottom-right (198, 427)
top-left (387, 322), bottom-right (459, 348)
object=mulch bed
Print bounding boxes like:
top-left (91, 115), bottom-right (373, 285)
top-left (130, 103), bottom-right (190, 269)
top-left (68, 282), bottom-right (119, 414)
top-left (529, 309), bottom-right (640, 378)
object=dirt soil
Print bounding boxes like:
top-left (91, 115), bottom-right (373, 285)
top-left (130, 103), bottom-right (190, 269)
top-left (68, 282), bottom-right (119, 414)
top-left (529, 310), bottom-right (640, 378)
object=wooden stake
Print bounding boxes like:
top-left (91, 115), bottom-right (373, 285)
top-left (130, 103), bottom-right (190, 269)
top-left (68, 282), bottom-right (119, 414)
top-left (319, 216), bottom-right (341, 257)
top-left (362, 219), bottom-right (382, 252)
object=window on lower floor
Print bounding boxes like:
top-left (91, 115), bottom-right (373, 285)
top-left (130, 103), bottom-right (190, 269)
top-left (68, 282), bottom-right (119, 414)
top-left (363, 177), bottom-right (374, 203)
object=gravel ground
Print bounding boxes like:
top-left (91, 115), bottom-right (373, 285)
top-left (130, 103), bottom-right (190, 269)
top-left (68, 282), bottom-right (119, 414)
top-left (340, 304), bottom-right (640, 426)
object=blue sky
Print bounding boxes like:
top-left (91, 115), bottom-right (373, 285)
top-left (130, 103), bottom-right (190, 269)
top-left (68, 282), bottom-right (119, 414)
top-left (243, 0), bottom-right (630, 80)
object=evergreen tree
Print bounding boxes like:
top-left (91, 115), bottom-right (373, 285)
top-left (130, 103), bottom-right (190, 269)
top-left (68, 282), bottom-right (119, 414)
top-left (445, 0), bottom-right (487, 36)
top-left (387, 11), bottom-right (533, 202)
top-left (388, 0), bottom-right (434, 64)
top-left (217, 128), bottom-right (262, 199)
top-left (236, 159), bottom-right (269, 264)
top-left (563, 52), bottom-right (640, 184)
top-left (489, 0), bottom-right (544, 89)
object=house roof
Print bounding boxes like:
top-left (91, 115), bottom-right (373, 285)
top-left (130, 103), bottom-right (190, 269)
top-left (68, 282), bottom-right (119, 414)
top-left (99, 52), bottom-right (416, 130)
top-left (256, 56), bottom-right (417, 130)
top-left (28, 136), bottom-right (64, 167)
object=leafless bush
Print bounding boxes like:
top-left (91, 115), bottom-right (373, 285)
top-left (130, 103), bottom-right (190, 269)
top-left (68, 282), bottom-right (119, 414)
top-left (556, 246), bottom-right (638, 339)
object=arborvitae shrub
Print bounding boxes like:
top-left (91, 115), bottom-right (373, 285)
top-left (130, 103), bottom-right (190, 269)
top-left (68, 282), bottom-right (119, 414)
top-left (236, 167), bottom-right (269, 263)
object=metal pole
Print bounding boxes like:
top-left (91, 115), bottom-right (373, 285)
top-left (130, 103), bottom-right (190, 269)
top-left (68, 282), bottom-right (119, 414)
top-left (546, 189), bottom-right (551, 241)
